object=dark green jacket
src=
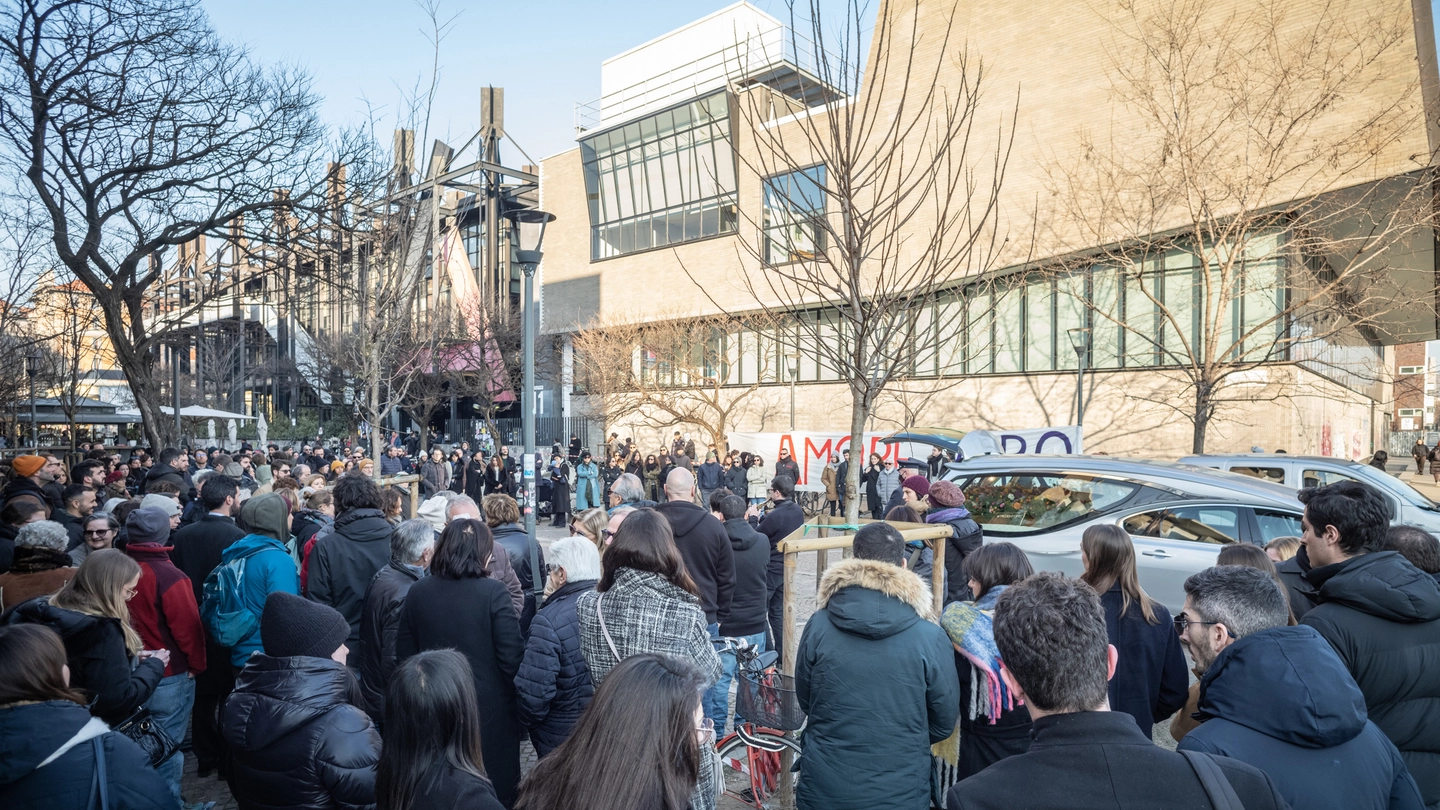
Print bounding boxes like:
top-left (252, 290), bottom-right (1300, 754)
top-left (795, 558), bottom-right (958, 810)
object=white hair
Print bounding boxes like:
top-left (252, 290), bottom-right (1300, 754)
top-left (392, 519), bottom-right (437, 565)
top-left (547, 536), bottom-right (602, 582)
top-left (16, 520), bottom-right (68, 552)
top-left (447, 494), bottom-right (481, 522)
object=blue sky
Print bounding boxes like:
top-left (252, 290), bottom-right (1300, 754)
top-left (200, 0), bottom-right (856, 165)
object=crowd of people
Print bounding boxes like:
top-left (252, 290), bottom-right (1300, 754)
top-left (1, 434), bottom-right (1438, 810)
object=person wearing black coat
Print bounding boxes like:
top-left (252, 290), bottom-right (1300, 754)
top-left (464, 454), bottom-right (487, 502)
top-left (715, 495), bottom-right (771, 730)
top-left (774, 450), bottom-right (801, 487)
top-left (356, 536), bottom-right (428, 722)
top-left (514, 535), bottom-right (599, 757)
top-left (397, 519), bottom-right (525, 807)
top-left (308, 488), bottom-right (395, 648)
top-left (925, 480), bottom-right (984, 606)
top-left (1098, 581), bottom-right (1188, 737)
top-left (654, 484), bottom-right (735, 628)
top-left (490, 520), bottom-right (544, 634)
top-left (725, 461), bottom-right (750, 502)
top-left (1275, 544), bottom-right (1319, 619)
top-left (750, 481), bottom-right (805, 654)
top-left (223, 592), bottom-right (380, 810)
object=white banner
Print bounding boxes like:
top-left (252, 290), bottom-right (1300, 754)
top-left (726, 432), bottom-right (930, 491)
top-left (959, 426), bottom-right (1084, 457)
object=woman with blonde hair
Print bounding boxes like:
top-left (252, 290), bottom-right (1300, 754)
top-left (1264, 535), bottom-right (1301, 563)
top-left (1079, 524), bottom-right (1187, 739)
top-left (569, 507), bottom-right (610, 551)
top-left (5, 548), bottom-right (166, 723)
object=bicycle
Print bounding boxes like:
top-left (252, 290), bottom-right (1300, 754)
top-left (714, 638), bottom-right (805, 809)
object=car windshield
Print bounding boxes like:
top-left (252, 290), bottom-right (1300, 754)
top-left (958, 473), bottom-right (1138, 533)
top-left (1345, 463), bottom-right (1440, 509)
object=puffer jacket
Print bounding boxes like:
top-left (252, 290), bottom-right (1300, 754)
top-left (492, 522), bottom-right (545, 633)
top-left (5, 597), bottom-right (164, 725)
top-left (514, 578), bottom-right (597, 756)
top-left (576, 568), bottom-right (722, 687)
top-left (0, 700), bottom-right (171, 810)
top-left (1302, 550), bottom-right (1440, 808)
top-left (222, 654), bottom-right (381, 810)
top-left (356, 561), bottom-right (422, 720)
top-left (1178, 624), bottom-right (1423, 810)
top-left (308, 508), bottom-right (394, 647)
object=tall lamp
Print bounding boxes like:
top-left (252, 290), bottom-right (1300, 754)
top-left (25, 349), bottom-right (41, 451)
top-left (1067, 327), bottom-right (1091, 432)
top-left (786, 353), bottom-right (800, 430)
top-left (506, 207), bottom-right (555, 606)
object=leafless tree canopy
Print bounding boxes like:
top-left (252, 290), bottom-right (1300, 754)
top-left (1042, 0), bottom-right (1435, 452)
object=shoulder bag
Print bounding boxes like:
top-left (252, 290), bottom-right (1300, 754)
top-left (113, 707), bottom-right (179, 769)
top-left (1179, 749), bottom-right (1245, 810)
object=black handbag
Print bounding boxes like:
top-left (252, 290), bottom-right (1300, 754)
top-left (113, 708), bottom-right (179, 769)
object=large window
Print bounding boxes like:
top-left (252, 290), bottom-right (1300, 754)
top-left (763, 165), bottom-right (826, 264)
top-left (580, 92), bottom-right (738, 260)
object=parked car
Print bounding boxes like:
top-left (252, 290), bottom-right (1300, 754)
top-left (1179, 454), bottom-right (1440, 534)
top-left (933, 454), bottom-right (1304, 612)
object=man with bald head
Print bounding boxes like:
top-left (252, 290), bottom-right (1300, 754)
top-left (654, 467), bottom-right (736, 727)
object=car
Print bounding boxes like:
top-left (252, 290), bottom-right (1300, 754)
top-left (935, 454), bottom-right (1305, 612)
top-left (1178, 453), bottom-right (1440, 534)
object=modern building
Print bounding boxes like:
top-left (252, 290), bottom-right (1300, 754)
top-left (536, 0), bottom-right (1440, 459)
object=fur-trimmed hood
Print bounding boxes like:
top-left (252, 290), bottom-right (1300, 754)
top-left (817, 558), bottom-right (934, 639)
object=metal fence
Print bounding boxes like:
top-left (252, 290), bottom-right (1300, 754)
top-left (444, 417), bottom-right (595, 455)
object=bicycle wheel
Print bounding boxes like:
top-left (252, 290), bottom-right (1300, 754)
top-left (716, 726), bottom-right (802, 808)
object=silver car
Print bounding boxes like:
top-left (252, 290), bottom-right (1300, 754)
top-left (939, 455), bottom-right (1304, 613)
top-left (1178, 453), bottom-right (1440, 534)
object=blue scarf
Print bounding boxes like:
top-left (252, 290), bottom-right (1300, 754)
top-left (926, 506), bottom-right (973, 523)
top-left (940, 585), bottom-right (1017, 723)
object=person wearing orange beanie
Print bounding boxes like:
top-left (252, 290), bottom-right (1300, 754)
top-left (3, 455), bottom-right (55, 517)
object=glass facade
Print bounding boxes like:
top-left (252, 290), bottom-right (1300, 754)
top-left (763, 165), bottom-right (826, 264)
top-left (580, 92), bottom-right (738, 260)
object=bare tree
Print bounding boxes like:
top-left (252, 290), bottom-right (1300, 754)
top-left (690, 0), bottom-right (1016, 521)
top-left (0, 0), bottom-right (356, 449)
top-left (1040, 0), bottom-right (1435, 452)
top-left (572, 311), bottom-right (779, 450)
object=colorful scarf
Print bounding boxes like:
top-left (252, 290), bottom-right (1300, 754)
top-left (941, 585), bottom-right (1017, 724)
top-left (926, 506), bottom-right (973, 524)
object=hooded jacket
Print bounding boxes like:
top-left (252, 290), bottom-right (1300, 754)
top-left (215, 530), bottom-right (301, 667)
top-left (1302, 550), bottom-right (1440, 807)
top-left (222, 654), bottom-right (380, 810)
top-left (5, 598), bottom-right (165, 724)
top-left (0, 700), bottom-right (172, 810)
top-left (696, 460), bottom-right (724, 490)
top-left (720, 517), bottom-right (770, 636)
top-left (356, 561), bottom-right (421, 719)
top-left (1179, 624), bottom-right (1422, 810)
top-left (514, 578), bottom-right (597, 756)
top-left (653, 500), bottom-right (734, 625)
top-left (308, 507), bottom-right (394, 647)
top-left (125, 542), bottom-right (206, 676)
top-left (796, 558), bottom-right (959, 810)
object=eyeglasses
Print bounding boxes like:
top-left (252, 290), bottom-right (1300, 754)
top-left (123, 586), bottom-right (138, 599)
top-left (1173, 615), bottom-right (1235, 638)
top-left (601, 529), bottom-right (614, 541)
top-left (83, 529), bottom-right (112, 536)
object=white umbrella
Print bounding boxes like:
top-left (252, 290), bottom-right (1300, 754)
top-left (227, 418), bottom-right (237, 448)
top-left (207, 419), bottom-right (216, 445)
top-left (257, 413), bottom-right (268, 448)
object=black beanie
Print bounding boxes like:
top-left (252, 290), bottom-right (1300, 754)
top-left (261, 591), bottom-right (350, 659)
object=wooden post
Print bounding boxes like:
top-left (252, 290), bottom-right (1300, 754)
top-left (931, 526), bottom-right (946, 617)
top-left (409, 478), bottom-right (419, 518)
top-left (782, 548), bottom-right (799, 674)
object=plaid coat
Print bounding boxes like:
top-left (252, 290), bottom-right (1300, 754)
top-left (577, 567), bottom-right (723, 687)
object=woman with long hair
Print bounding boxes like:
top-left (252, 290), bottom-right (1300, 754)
top-left (516, 653), bottom-right (710, 810)
top-left (1079, 525), bottom-right (1187, 738)
top-left (574, 451), bottom-right (600, 511)
top-left (939, 543), bottom-right (1035, 778)
top-left (0, 624), bottom-right (172, 810)
top-left (378, 650), bottom-right (503, 810)
top-left (746, 455), bottom-right (768, 505)
top-left (626, 450), bottom-right (643, 478)
top-left (464, 451), bottom-right (487, 502)
top-left (643, 454), bottom-right (661, 501)
top-left (485, 455), bottom-right (510, 497)
top-left (397, 519), bottom-right (524, 806)
top-left (5, 548), bottom-right (165, 723)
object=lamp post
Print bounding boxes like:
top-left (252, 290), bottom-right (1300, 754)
top-left (506, 207), bottom-right (556, 606)
top-left (786, 353), bottom-right (799, 431)
top-left (25, 349), bottom-right (40, 451)
top-left (1067, 327), bottom-right (1091, 432)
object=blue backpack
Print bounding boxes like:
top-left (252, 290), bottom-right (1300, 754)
top-left (201, 546), bottom-right (267, 647)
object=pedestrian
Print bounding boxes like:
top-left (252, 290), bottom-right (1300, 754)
top-left (944, 572), bottom-right (1289, 810)
top-left (209, 492), bottom-right (301, 668)
top-left (940, 542), bottom-right (1034, 779)
top-left (836, 449), bottom-right (851, 514)
top-left (420, 448), bottom-right (450, 499)
top-left (643, 455), bottom-right (662, 501)
top-left (5, 548), bottom-right (165, 724)
top-left (0, 624), bottom-right (172, 810)
top-left (574, 451), bottom-right (600, 511)
top-left (1386, 524), bottom-right (1440, 579)
top-left (397, 519), bottom-right (525, 807)
top-left (724, 455), bottom-right (749, 506)
top-left (796, 523), bottom-right (959, 810)
top-left (548, 452), bottom-right (572, 527)
top-left (223, 592), bottom-right (381, 810)
top-left (567, 434), bottom-right (581, 464)
top-left (291, 489), bottom-right (335, 551)
top-left (1078, 524), bottom-right (1187, 738)
top-left (774, 447), bottom-right (800, 486)
top-left (1429, 442), bottom-right (1440, 484)
top-left (696, 451), bottom-right (723, 505)
top-left (515, 653), bottom-right (713, 810)
top-left (70, 512), bottom-right (119, 566)
top-left (357, 519), bottom-right (436, 720)
top-left (711, 492), bottom-right (770, 733)
top-left (515, 536), bottom-right (600, 756)
top-left (569, 507), bottom-right (609, 551)
top-left (1174, 565), bottom-right (1423, 810)
top-left (1264, 535), bottom-right (1300, 564)
top-left (0, 520), bottom-right (75, 611)
top-left (1413, 437), bottom-right (1429, 474)
top-left (2, 454), bottom-right (56, 518)
top-left (747, 475), bottom-right (803, 657)
top-left (606, 472), bottom-right (656, 513)
top-left (377, 650), bottom-right (505, 810)
top-left (1298, 481), bottom-right (1440, 806)
top-left (822, 456), bottom-right (838, 516)
top-left (123, 507), bottom-right (208, 807)
top-left (485, 493), bottom-right (545, 633)
top-left (925, 480), bottom-right (983, 606)
top-left (464, 450), bottom-right (487, 502)
top-left (745, 455), bottom-right (767, 505)
top-left (308, 473), bottom-right (395, 649)
top-left (442, 496), bottom-right (525, 618)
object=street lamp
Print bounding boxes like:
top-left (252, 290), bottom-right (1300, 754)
top-left (1067, 327), bottom-right (1091, 432)
top-left (506, 207), bottom-right (556, 606)
top-left (25, 349), bottom-right (41, 451)
top-left (786, 353), bottom-right (800, 431)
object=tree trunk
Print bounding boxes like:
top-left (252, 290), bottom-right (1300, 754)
top-left (1192, 381), bottom-right (1213, 454)
top-left (844, 385), bottom-right (869, 525)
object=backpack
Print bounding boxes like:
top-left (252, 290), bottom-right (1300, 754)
top-left (201, 545), bottom-right (269, 647)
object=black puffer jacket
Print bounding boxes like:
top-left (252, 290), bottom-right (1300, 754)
top-left (142, 463), bottom-right (187, 500)
top-left (927, 507), bottom-right (983, 606)
top-left (514, 578), bottom-right (596, 756)
top-left (492, 522), bottom-right (545, 633)
top-left (0, 700), bottom-right (171, 810)
top-left (1276, 545), bottom-right (1319, 619)
top-left (1302, 550), bottom-right (1440, 808)
top-left (308, 508), bottom-right (393, 647)
top-left (5, 598), bottom-right (164, 725)
top-left (356, 562), bottom-right (421, 719)
top-left (222, 654), bottom-right (381, 810)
